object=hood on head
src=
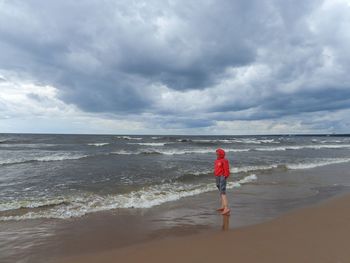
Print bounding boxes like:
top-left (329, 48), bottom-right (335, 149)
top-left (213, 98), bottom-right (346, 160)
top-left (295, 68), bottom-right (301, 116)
top-left (216, 148), bottom-right (225, 159)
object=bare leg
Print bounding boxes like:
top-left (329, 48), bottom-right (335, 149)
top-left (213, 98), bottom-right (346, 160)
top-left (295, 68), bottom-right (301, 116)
top-left (221, 194), bottom-right (230, 214)
top-left (217, 196), bottom-right (225, 211)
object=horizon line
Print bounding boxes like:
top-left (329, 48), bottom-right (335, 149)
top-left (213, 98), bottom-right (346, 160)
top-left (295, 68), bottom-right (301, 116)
top-left (0, 132), bottom-right (348, 137)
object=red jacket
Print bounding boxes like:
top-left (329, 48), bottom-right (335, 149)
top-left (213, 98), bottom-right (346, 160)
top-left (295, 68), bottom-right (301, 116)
top-left (214, 148), bottom-right (230, 177)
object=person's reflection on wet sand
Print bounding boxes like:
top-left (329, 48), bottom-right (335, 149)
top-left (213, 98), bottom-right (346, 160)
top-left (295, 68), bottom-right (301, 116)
top-left (222, 214), bottom-right (230, 231)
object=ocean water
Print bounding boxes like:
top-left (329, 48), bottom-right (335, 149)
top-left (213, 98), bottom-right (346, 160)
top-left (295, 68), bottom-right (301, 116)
top-left (1, 133), bottom-right (350, 221)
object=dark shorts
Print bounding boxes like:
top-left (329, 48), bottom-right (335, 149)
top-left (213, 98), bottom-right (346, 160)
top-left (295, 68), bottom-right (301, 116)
top-left (216, 176), bottom-right (227, 194)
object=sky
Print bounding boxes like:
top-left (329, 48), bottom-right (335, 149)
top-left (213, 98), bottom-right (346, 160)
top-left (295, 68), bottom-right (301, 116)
top-left (0, 0), bottom-right (350, 135)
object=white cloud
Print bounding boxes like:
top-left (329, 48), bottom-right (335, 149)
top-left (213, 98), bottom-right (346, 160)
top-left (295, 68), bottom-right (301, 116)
top-left (0, 73), bottom-right (146, 134)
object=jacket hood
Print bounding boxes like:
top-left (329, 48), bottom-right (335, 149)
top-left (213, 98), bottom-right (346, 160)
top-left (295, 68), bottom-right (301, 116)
top-left (216, 148), bottom-right (225, 159)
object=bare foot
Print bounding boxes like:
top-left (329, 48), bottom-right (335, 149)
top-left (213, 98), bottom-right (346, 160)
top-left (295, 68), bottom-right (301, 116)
top-left (221, 209), bottom-right (230, 215)
top-left (216, 208), bottom-right (224, 212)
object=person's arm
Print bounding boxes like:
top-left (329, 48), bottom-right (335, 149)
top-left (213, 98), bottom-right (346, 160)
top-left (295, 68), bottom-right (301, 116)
top-left (224, 159), bottom-right (230, 177)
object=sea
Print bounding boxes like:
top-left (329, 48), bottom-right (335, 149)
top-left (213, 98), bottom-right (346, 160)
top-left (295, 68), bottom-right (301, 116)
top-left (1, 133), bottom-right (350, 262)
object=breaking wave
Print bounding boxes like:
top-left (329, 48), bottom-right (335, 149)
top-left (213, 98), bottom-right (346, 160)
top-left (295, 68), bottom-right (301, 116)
top-left (87, 143), bottom-right (110, 147)
top-left (0, 174), bottom-right (257, 221)
top-left (0, 152), bottom-right (88, 166)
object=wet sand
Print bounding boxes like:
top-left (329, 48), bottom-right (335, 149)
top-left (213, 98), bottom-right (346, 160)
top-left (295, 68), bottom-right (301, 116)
top-left (56, 193), bottom-right (350, 263)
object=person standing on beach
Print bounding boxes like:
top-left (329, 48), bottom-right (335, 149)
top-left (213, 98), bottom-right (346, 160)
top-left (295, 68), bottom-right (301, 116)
top-left (214, 148), bottom-right (230, 215)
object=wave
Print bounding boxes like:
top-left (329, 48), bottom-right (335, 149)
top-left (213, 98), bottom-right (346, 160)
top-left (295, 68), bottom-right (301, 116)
top-left (116, 136), bottom-right (142, 140)
top-left (286, 158), bottom-right (350, 170)
top-left (231, 164), bottom-right (280, 174)
top-left (320, 140), bottom-right (343, 144)
top-left (128, 142), bottom-right (167, 147)
top-left (0, 175), bottom-right (257, 221)
top-left (254, 144), bottom-right (350, 152)
top-left (0, 143), bottom-right (57, 148)
top-left (0, 153), bottom-right (88, 166)
top-left (232, 158), bottom-right (350, 173)
top-left (180, 158), bottom-right (350, 180)
top-left (0, 198), bottom-right (69, 212)
top-left (87, 143), bottom-right (110, 147)
top-left (230, 138), bottom-right (278, 144)
top-left (111, 148), bottom-right (249, 156)
top-left (110, 143), bottom-right (350, 156)
top-left (2, 156), bottom-right (350, 221)
top-left (189, 138), bottom-right (279, 144)
top-left (183, 164), bottom-right (282, 179)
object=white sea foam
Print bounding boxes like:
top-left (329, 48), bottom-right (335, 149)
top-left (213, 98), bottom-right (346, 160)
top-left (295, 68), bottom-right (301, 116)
top-left (237, 174), bottom-right (258, 184)
top-left (191, 138), bottom-right (278, 144)
top-left (286, 158), bottom-right (350, 170)
top-left (116, 136), bottom-right (142, 140)
top-left (194, 158), bottom-right (350, 176)
top-left (0, 152), bottom-right (88, 165)
top-left (111, 148), bottom-right (249, 156)
top-left (320, 140), bottom-right (342, 144)
top-left (232, 138), bottom-right (278, 144)
top-left (87, 143), bottom-right (110, 146)
top-left (231, 164), bottom-right (280, 174)
top-left (129, 142), bottom-right (167, 146)
top-left (112, 143), bottom-right (350, 156)
top-left (0, 174), bottom-right (257, 221)
top-left (35, 154), bottom-right (88, 162)
top-left (0, 198), bottom-right (69, 212)
top-left (0, 143), bottom-right (57, 148)
top-left (255, 144), bottom-right (350, 152)
top-left (189, 165), bottom-right (278, 177)
top-left (233, 158), bottom-right (350, 173)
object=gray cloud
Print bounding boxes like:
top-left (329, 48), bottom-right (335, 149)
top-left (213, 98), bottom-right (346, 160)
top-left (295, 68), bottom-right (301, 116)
top-left (0, 0), bottom-right (350, 132)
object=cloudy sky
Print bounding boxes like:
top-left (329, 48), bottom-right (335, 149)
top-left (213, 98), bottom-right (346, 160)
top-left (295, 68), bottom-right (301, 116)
top-left (0, 0), bottom-right (350, 135)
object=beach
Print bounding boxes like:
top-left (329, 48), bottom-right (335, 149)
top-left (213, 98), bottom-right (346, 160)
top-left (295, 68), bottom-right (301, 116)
top-left (56, 192), bottom-right (350, 263)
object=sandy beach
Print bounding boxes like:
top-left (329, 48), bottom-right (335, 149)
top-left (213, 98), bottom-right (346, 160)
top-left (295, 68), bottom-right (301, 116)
top-left (56, 192), bottom-right (350, 263)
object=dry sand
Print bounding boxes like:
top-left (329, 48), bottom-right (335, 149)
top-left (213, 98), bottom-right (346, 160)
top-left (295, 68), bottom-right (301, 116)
top-left (55, 193), bottom-right (350, 263)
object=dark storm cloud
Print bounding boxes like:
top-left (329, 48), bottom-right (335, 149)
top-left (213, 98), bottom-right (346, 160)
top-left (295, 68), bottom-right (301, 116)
top-left (0, 1), bottom-right (268, 109)
top-left (0, 0), bottom-right (350, 130)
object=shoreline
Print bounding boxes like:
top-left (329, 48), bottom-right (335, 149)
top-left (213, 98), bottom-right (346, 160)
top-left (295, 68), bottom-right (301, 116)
top-left (55, 192), bottom-right (350, 263)
top-left (2, 162), bottom-right (350, 263)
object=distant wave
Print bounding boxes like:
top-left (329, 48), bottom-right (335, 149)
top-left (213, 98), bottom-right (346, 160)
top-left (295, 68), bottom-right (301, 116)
top-left (254, 144), bottom-right (350, 152)
top-left (87, 143), bottom-right (110, 147)
top-left (233, 158), bottom-right (350, 173)
top-left (111, 148), bottom-right (249, 155)
top-left (180, 158), bottom-right (350, 179)
top-left (0, 143), bottom-right (57, 148)
top-left (187, 138), bottom-right (279, 144)
top-left (230, 138), bottom-right (278, 144)
top-left (320, 140), bottom-right (343, 144)
top-left (110, 144), bottom-right (350, 156)
top-left (0, 153), bottom-right (88, 166)
top-left (0, 174), bottom-right (257, 221)
top-left (178, 164), bottom-right (282, 180)
top-left (116, 136), bottom-right (142, 140)
top-left (110, 144), bottom-right (350, 155)
top-left (128, 142), bottom-right (167, 147)
top-left (286, 158), bottom-right (350, 170)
